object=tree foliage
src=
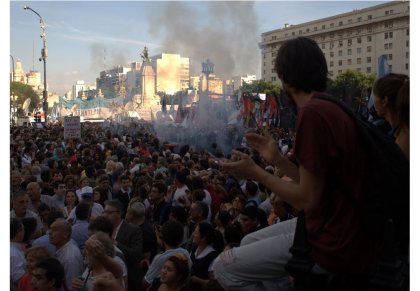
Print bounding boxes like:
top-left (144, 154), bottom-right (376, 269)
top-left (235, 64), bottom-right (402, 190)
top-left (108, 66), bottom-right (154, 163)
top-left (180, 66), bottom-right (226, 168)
top-left (330, 69), bottom-right (376, 91)
top-left (10, 82), bottom-right (40, 112)
top-left (239, 79), bottom-right (282, 96)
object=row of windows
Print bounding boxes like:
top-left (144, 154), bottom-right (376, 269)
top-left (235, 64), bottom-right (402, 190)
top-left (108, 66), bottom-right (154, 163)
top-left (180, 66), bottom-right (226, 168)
top-left (266, 64), bottom-right (409, 82)
top-left (330, 57), bottom-right (373, 67)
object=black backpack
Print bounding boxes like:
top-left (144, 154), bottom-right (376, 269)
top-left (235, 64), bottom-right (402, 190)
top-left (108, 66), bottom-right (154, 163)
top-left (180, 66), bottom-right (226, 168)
top-left (285, 94), bottom-right (409, 290)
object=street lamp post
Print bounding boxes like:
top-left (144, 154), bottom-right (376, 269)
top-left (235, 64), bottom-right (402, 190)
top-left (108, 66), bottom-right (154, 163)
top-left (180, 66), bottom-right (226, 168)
top-left (24, 5), bottom-right (48, 122)
top-left (10, 55), bottom-right (15, 125)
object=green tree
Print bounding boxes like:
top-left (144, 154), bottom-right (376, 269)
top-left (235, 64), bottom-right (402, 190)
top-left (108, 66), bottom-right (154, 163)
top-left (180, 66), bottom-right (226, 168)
top-left (331, 69), bottom-right (376, 92)
top-left (237, 79), bottom-right (282, 96)
top-left (10, 81), bottom-right (40, 112)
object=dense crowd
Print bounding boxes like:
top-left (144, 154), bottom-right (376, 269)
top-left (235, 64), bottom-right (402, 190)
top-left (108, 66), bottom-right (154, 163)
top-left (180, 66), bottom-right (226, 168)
top-left (10, 36), bottom-right (409, 291)
top-left (10, 117), bottom-right (297, 291)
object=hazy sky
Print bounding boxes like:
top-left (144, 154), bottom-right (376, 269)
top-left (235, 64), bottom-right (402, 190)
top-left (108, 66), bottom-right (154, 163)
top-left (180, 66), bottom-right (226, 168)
top-left (10, 1), bottom-right (388, 95)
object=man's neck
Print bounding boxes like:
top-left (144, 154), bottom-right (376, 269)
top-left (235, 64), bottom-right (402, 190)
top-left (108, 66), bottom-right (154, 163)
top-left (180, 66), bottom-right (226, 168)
top-left (294, 91), bottom-right (315, 108)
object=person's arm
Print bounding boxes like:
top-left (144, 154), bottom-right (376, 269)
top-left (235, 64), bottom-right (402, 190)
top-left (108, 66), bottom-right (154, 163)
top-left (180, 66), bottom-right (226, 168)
top-left (85, 238), bottom-right (123, 279)
top-left (245, 131), bottom-right (299, 182)
top-left (221, 151), bottom-right (324, 212)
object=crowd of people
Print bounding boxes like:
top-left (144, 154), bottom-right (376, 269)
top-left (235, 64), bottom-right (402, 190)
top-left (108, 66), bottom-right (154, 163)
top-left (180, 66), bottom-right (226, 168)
top-left (10, 36), bottom-right (409, 291)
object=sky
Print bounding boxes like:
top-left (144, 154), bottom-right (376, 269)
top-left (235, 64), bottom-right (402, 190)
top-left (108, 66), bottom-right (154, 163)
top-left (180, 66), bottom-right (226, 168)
top-left (9, 1), bottom-right (389, 95)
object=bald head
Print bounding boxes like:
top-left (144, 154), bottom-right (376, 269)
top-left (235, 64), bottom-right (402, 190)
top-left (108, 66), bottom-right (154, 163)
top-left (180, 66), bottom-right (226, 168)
top-left (49, 218), bottom-right (72, 248)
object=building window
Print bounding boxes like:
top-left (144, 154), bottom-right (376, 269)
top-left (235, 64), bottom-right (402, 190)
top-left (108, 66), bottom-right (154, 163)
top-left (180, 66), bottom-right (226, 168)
top-left (330, 61), bottom-right (334, 67)
top-left (322, 43), bottom-right (325, 49)
top-left (407, 29), bottom-right (409, 36)
top-left (339, 21), bottom-right (343, 26)
top-left (388, 54), bottom-right (393, 60)
top-left (367, 57), bottom-right (372, 63)
top-left (330, 52), bottom-right (334, 58)
top-left (306, 28), bottom-right (310, 32)
top-left (348, 19), bottom-right (352, 23)
top-left (271, 35), bottom-right (277, 40)
top-left (384, 43), bottom-right (389, 50)
top-left (329, 33), bottom-right (335, 38)
top-left (367, 36), bottom-right (372, 42)
top-left (347, 49), bottom-right (352, 55)
top-left (389, 43), bottom-right (393, 49)
top-left (299, 30), bottom-right (302, 35)
top-left (406, 40), bottom-right (409, 47)
top-left (339, 40), bottom-right (343, 47)
top-left (358, 17), bottom-right (362, 22)
top-left (385, 21), bottom-right (393, 28)
top-left (263, 54), bottom-right (266, 59)
top-left (367, 67), bottom-right (371, 73)
top-left (389, 32), bottom-right (393, 38)
top-left (271, 76), bottom-right (276, 82)
top-left (357, 47), bottom-right (361, 54)
top-left (357, 37), bottom-right (362, 44)
top-left (338, 50), bottom-right (343, 56)
top-left (330, 42), bottom-right (334, 49)
top-left (389, 65), bottom-right (392, 72)
top-left (390, 9), bottom-right (394, 14)
top-left (357, 58), bottom-right (361, 64)
top-left (356, 29), bottom-right (362, 34)
top-left (272, 69), bottom-right (276, 73)
top-left (367, 46), bottom-right (372, 53)
top-left (292, 31), bottom-right (295, 36)
top-left (338, 60), bottom-right (342, 66)
top-left (367, 26), bottom-right (372, 32)
top-left (406, 52), bottom-right (409, 59)
top-left (405, 63), bottom-right (409, 70)
top-left (385, 10), bottom-right (389, 15)
top-left (314, 26), bottom-right (318, 31)
top-left (272, 52), bottom-right (276, 57)
top-left (368, 15), bottom-right (372, 20)
top-left (348, 39), bottom-right (352, 46)
top-left (338, 70), bottom-right (342, 74)
top-left (347, 59), bottom-right (352, 65)
top-left (384, 32), bottom-right (388, 39)
top-left (322, 24), bottom-right (326, 29)
top-left (330, 23), bottom-right (334, 27)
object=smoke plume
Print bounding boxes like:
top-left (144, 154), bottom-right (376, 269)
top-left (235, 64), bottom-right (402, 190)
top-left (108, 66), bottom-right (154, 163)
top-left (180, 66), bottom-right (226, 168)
top-left (147, 1), bottom-right (260, 79)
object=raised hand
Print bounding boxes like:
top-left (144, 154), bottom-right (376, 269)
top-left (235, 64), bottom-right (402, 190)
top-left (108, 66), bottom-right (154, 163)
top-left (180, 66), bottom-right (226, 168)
top-left (245, 130), bottom-right (280, 165)
top-left (220, 150), bottom-right (262, 180)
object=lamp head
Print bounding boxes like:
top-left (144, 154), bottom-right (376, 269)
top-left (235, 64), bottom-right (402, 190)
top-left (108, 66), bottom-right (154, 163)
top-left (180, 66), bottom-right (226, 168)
top-left (23, 5), bottom-right (28, 9)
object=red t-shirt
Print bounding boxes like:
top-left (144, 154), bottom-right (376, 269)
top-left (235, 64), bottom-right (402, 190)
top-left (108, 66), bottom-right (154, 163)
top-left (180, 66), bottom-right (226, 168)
top-left (292, 95), bottom-right (375, 273)
top-left (18, 273), bottom-right (33, 291)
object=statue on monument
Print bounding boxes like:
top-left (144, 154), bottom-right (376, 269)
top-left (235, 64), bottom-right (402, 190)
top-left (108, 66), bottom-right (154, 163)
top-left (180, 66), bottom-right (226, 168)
top-left (141, 46), bottom-right (149, 62)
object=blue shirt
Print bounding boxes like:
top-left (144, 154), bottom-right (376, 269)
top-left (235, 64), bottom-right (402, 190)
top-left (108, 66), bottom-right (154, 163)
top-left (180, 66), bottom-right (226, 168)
top-left (71, 220), bottom-right (90, 253)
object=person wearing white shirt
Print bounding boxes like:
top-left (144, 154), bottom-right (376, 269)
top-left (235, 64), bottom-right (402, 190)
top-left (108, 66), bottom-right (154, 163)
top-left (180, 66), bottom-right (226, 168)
top-left (10, 218), bottom-right (26, 291)
top-left (49, 218), bottom-right (84, 290)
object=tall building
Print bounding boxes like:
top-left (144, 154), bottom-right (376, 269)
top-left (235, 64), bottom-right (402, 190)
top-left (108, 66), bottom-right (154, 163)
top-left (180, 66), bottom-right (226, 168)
top-left (14, 59), bottom-right (27, 84)
top-left (96, 65), bottom-right (130, 98)
top-left (259, 1), bottom-right (409, 84)
top-left (151, 53), bottom-right (190, 94)
top-left (126, 62), bottom-right (142, 97)
top-left (232, 74), bottom-right (257, 91)
top-left (72, 80), bottom-right (85, 100)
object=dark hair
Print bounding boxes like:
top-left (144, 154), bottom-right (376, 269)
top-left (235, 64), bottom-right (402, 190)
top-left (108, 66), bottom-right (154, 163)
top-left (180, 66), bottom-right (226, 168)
top-left (170, 205), bottom-right (189, 224)
top-left (373, 73), bottom-right (409, 132)
top-left (245, 181), bottom-right (259, 196)
top-left (175, 171), bottom-right (187, 184)
top-left (75, 203), bottom-right (91, 221)
top-left (22, 217), bottom-right (38, 243)
top-left (224, 221), bottom-right (244, 247)
top-left (10, 218), bottom-right (23, 240)
top-left (64, 190), bottom-right (79, 206)
top-left (119, 174), bottom-right (131, 182)
top-left (275, 36), bottom-right (328, 93)
top-left (47, 210), bottom-right (65, 228)
top-left (193, 201), bottom-right (209, 220)
top-left (196, 222), bottom-right (225, 254)
top-left (152, 181), bottom-right (167, 194)
top-left (240, 205), bottom-right (259, 220)
top-left (191, 176), bottom-right (204, 190)
top-left (166, 254), bottom-right (189, 284)
top-left (104, 199), bottom-right (124, 217)
top-left (88, 216), bottom-right (114, 237)
top-left (35, 258), bottom-right (65, 288)
top-left (217, 210), bottom-right (232, 227)
top-left (161, 220), bottom-right (184, 247)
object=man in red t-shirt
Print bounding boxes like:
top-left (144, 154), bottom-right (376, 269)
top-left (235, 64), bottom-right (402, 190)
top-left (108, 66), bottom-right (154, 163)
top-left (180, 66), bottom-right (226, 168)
top-left (213, 37), bottom-right (373, 290)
